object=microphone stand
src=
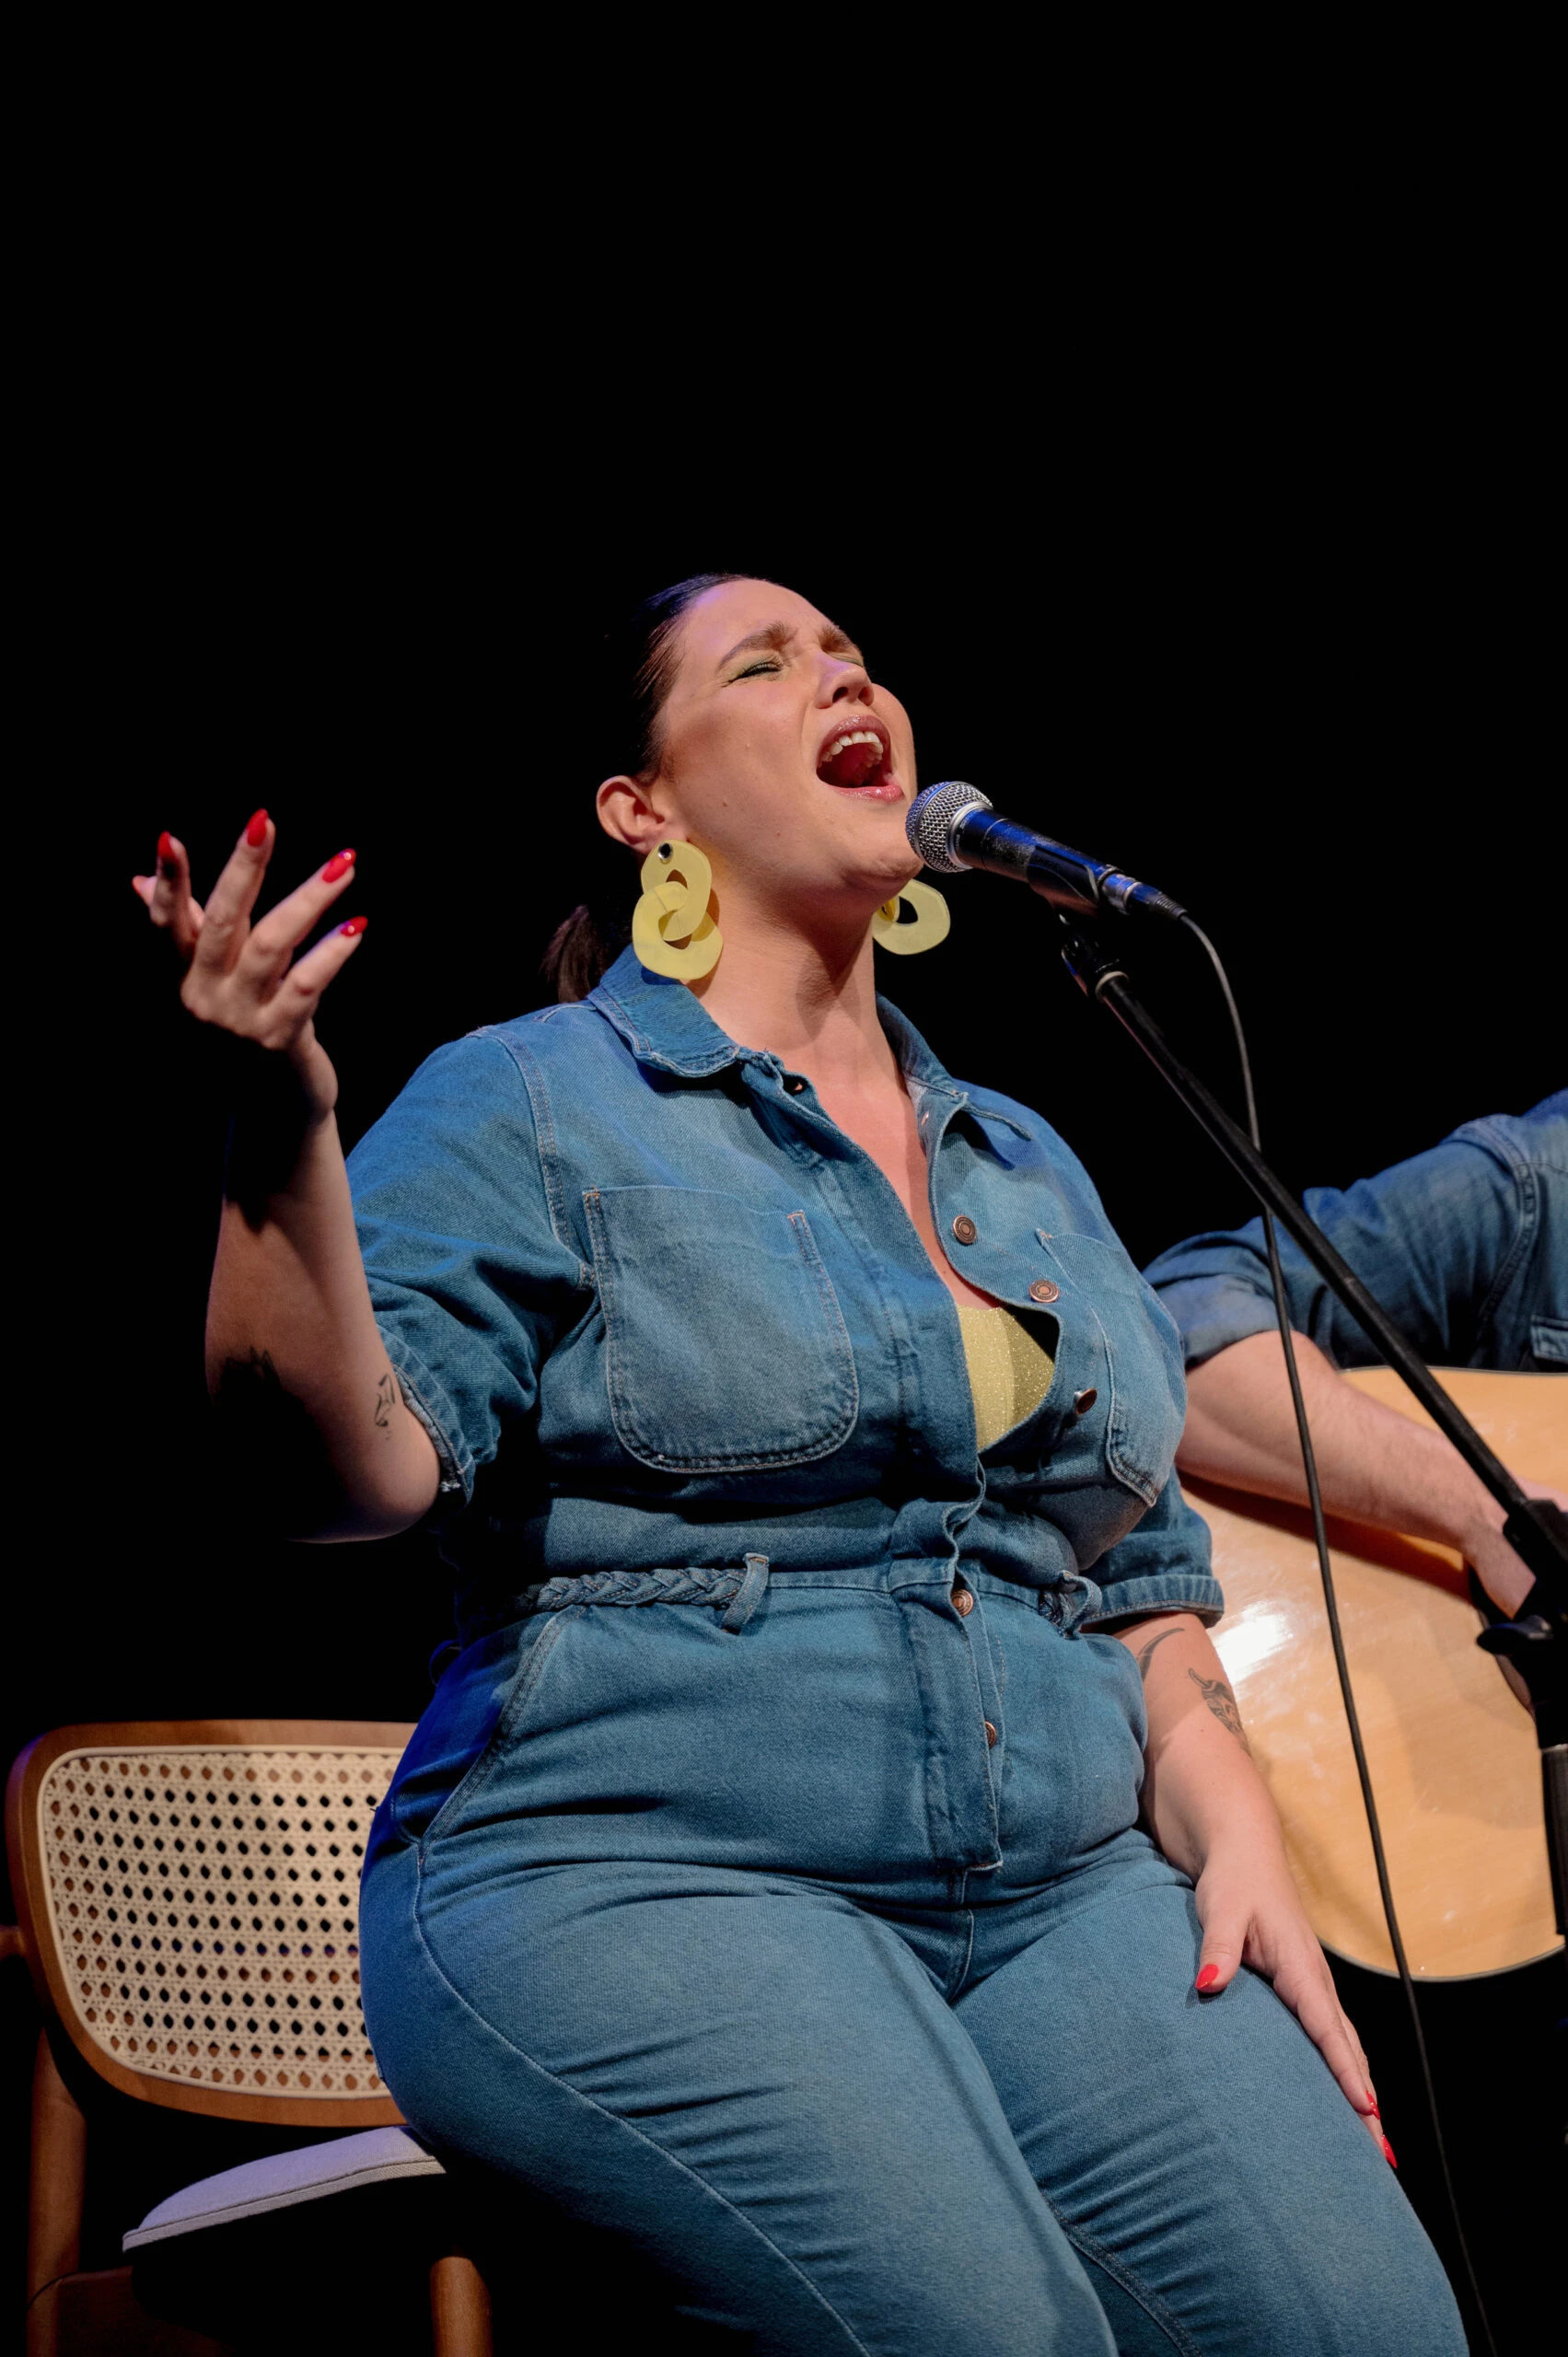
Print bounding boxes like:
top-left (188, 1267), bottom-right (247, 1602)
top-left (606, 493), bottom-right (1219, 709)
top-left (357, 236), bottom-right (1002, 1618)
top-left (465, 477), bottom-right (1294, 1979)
top-left (1056, 918), bottom-right (1568, 1946)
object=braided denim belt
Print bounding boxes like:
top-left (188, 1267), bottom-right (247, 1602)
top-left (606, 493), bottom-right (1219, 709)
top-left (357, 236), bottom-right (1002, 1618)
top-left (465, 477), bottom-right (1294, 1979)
top-left (517, 1552), bottom-right (772, 1634)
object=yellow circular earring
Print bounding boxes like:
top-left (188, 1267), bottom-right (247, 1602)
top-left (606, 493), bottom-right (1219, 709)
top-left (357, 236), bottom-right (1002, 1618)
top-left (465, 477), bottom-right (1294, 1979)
top-left (871, 878), bottom-right (950, 955)
top-left (632, 841), bottom-right (723, 980)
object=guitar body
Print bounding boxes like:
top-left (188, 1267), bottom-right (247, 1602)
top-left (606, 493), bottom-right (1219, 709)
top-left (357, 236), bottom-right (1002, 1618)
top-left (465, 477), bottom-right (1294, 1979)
top-left (1185, 1366), bottom-right (1565, 1980)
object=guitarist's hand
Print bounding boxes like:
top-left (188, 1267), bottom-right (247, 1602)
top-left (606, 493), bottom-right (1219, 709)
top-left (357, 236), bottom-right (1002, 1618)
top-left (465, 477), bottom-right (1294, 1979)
top-left (1469, 1476), bottom-right (1568, 1617)
top-left (1119, 1612), bottom-right (1393, 2163)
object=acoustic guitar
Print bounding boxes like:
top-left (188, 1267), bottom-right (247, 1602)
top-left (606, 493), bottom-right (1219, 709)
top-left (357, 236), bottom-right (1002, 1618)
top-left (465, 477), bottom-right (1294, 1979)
top-left (1184, 1367), bottom-right (1565, 1981)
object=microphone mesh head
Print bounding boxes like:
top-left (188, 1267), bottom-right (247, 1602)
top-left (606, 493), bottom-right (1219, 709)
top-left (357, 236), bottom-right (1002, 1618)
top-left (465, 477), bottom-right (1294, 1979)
top-left (905, 782), bottom-right (993, 874)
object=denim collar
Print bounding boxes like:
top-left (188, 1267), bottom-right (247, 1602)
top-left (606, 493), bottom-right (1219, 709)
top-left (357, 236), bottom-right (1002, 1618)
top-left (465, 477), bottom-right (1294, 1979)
top-left (587, 947), bottom-right (1027, 1136)
top-left (587, 949), bottom-right (745, 1079)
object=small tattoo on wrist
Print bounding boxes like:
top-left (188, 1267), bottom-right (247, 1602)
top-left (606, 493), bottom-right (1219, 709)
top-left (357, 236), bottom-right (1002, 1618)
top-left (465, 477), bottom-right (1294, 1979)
top-left (374, 1373), bottom-right (397, 1429)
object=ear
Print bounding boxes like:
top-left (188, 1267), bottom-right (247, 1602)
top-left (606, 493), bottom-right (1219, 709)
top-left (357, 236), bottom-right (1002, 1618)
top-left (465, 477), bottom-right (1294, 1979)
top-left (597, 773), bottom-right (676, 854)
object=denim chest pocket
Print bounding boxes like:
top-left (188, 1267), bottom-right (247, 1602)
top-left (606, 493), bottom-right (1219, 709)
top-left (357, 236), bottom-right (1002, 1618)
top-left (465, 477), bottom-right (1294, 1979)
top-left (1041, 1232), bottom-right (1186, 1506)
top-left (584, 1185), bottom-right (859, 1471)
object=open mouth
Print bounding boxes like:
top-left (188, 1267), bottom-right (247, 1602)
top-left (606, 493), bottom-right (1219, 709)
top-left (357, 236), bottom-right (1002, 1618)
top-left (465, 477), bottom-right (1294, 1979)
top-left (816, 715), bottom-right (895, 793)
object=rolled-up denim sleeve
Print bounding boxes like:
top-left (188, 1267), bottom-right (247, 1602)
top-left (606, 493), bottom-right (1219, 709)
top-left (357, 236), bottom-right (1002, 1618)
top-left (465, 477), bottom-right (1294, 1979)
top-left (346, 1033), bottom-right (587, 1504)
top-left (1143, 1130), bottom-right (1535, 1371)
top-left (1080, 1472), bottom-right (1224, 1628)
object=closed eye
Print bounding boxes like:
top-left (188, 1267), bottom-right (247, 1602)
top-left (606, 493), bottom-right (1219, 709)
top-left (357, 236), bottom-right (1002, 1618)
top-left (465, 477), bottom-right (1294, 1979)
top-left (733, 659), bottom-right (782, 679)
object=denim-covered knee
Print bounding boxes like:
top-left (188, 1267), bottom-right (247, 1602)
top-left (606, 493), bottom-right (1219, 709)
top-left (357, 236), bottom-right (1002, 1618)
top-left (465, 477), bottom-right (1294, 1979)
top-left (1066, 2167), bottom-right (1463, 2357)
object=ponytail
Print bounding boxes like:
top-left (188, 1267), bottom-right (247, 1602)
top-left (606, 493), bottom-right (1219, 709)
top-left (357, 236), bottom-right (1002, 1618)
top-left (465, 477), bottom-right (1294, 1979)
top-left (541, 571), bottom-right (749, 1004)
top-left (540, 903), bottom-right (623, 1004)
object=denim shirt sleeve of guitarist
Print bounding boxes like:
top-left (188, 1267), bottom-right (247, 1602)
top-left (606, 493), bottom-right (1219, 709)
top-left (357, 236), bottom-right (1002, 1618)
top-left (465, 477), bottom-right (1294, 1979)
top-left (1144, 1088), bottom-right (1568, 1374)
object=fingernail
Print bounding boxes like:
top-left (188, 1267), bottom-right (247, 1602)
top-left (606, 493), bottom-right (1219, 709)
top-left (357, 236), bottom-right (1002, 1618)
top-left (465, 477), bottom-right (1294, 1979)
top-left (321, 849), bottom-right (355, 883)
top-left (1365, 2092), bottom-right (1380, 2117)
top-left (1381, 2134), bottom-right (1398, 2168)
top-left (1195, 1964), bottom-right (1222, 1993)
top-left (157, 830), bottom-right (177, 874)
top-left (339, 915), bottom-right (368, 937)
top-left (246, 808), bottom-right (269, 848)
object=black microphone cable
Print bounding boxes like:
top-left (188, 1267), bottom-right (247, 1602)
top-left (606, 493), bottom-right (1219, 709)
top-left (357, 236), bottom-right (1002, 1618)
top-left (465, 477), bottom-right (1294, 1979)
top-left (1176, 913), bottom-right (1495, 2356)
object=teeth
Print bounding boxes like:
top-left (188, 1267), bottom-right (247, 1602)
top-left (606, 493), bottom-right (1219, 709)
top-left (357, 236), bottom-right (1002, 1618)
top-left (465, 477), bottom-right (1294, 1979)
top-left (824, 730), bottom-right (883, 760)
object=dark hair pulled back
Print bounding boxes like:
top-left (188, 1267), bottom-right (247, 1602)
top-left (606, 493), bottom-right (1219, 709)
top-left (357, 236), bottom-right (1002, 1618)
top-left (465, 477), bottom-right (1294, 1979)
top-left (541, 572), bottom-right (747, 1004)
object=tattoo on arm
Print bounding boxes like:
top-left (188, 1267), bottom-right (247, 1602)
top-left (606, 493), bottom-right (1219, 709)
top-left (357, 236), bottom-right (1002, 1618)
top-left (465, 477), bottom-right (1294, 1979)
top-left (374, 1373), bottom-right (398, 1430)
top-left (1135, 1629), bottom-right (1180, 1684)
top-left (1188, 1667), bottom-right (1251, 1752)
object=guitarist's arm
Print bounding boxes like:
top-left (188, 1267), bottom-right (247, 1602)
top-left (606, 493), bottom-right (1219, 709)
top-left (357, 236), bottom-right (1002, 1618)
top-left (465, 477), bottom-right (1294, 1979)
top-left (1179, 1329), bottom-right (1562, 1614)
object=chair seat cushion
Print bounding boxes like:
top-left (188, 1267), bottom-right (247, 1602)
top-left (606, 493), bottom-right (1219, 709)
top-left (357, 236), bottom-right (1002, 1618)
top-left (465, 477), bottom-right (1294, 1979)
top-left (123, 2125), bottom-right (446, 2250)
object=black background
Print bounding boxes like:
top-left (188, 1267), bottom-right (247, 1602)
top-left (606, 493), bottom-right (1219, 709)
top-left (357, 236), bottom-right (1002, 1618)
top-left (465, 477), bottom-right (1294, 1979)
top-left (6, 357), bottom-right (1562, 2351)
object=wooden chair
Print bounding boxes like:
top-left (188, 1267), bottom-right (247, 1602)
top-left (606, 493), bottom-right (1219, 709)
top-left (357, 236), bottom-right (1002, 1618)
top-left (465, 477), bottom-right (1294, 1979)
top-left (5, 1720), bottom-right (494, 2357)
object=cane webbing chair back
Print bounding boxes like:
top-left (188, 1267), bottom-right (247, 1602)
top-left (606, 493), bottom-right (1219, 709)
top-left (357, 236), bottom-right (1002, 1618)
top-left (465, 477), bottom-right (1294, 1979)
top-left (6, 1721), bottom-right (413, 2126)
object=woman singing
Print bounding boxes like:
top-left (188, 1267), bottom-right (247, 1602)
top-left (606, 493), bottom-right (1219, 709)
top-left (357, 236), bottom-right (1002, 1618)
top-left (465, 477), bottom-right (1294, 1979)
top-left (136, 575), bottom-right (1463, 2353)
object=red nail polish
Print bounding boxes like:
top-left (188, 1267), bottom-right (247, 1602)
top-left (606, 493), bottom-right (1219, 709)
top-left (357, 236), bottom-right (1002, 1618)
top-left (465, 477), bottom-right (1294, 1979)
top-left (339, 915), bottom-right (368, 937)
top-left (1195, 1964), bottom-right (1222, 1992)
top-left (157, 830), bottom-right (175, 862)
top-left (321, 849), bottom-right (355, 883)
top-left (1365, 2093), bottom-right (1380, 2117)
top-left (246, 808), bottom-right (269, 848)
top-left (1381, 2134), bottom-right (1397, 2168)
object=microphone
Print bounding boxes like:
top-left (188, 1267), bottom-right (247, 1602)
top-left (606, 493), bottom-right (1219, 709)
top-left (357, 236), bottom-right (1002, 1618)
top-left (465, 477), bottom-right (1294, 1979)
top-left (905, 783), bottom-right (1185, 922)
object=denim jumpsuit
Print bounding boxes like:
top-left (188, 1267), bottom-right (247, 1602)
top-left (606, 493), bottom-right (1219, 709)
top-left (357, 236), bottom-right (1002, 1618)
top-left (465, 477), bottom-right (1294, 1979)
top-left (353, 950), bottom-right (1461, 2356)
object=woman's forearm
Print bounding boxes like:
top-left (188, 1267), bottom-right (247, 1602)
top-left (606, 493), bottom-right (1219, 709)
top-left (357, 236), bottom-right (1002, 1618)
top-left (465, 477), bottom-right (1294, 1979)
top-left (134, 813), bottom-right (440, 1542)
top-left (1117, 1611), bottom-right (1387, 2135)
top-left (1115, 1613), bottom-right (1280, 1877)
top-left (206, 1100), bottom-right (439, 1539)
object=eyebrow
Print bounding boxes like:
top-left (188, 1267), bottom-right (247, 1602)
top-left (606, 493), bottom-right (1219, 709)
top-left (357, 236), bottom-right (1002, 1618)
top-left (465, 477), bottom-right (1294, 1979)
top-left (716, 619), bottom-right (865, 671)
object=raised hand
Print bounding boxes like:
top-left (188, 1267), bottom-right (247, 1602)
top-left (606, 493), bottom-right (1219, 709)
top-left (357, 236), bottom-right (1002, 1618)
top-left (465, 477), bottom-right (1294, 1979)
top-left (132, 809), bottom-right (366, 1117)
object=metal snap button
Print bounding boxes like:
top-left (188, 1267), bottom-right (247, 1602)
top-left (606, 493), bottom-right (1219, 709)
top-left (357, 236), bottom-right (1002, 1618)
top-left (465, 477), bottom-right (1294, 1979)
top-left (1028, 1278), bottom-right (1059, 1304)
top-left (983, 1720), bottom-right (999, 1747)
top-left (951, 1214), bottom-right (978, 1245)
top-left (1073, 1387), bottom-right (1098, 1416)
top-left (952, 1583), bottom-right (974, 1618)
